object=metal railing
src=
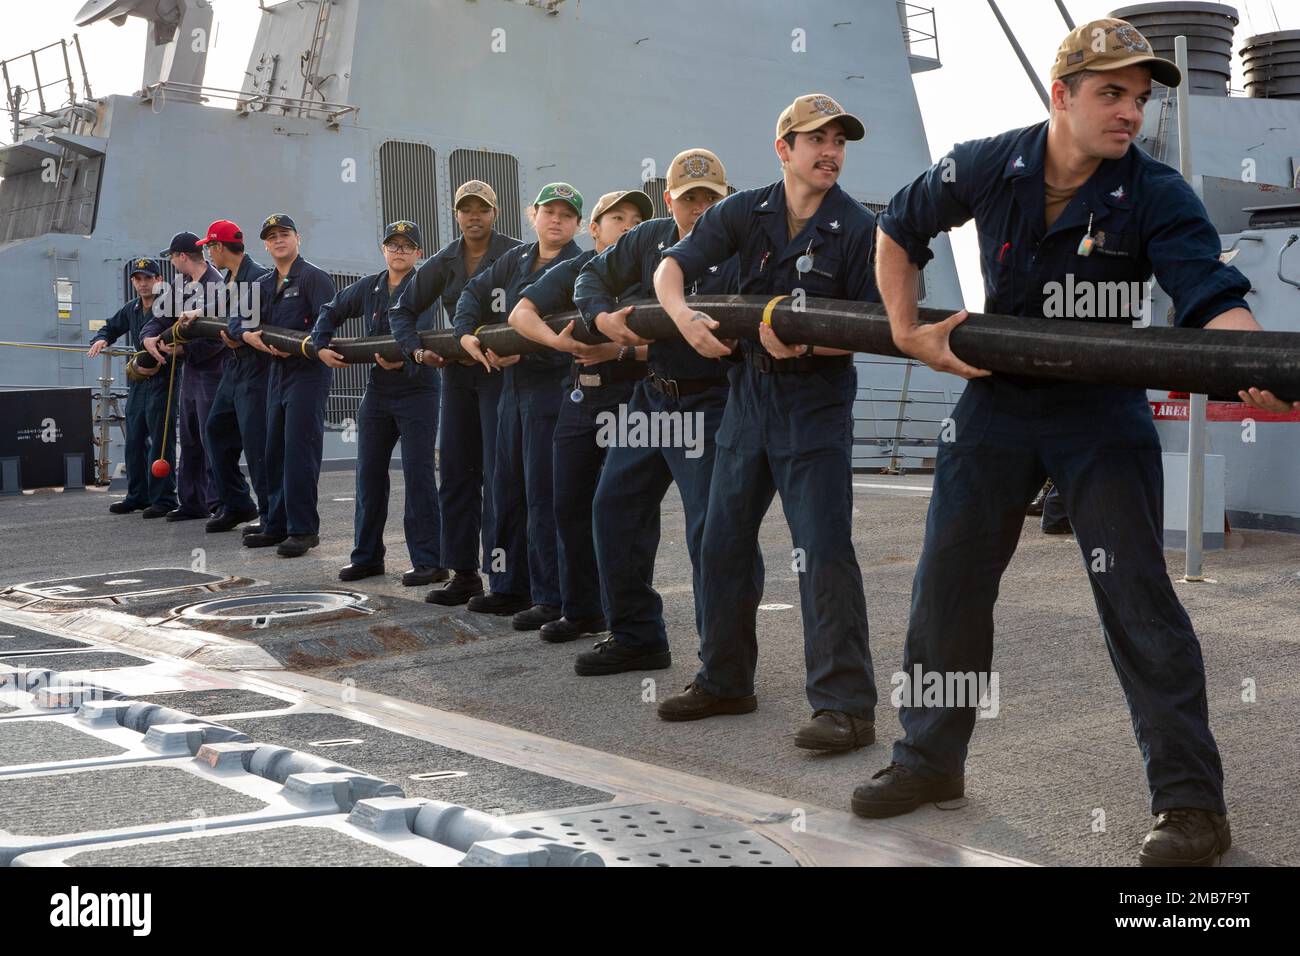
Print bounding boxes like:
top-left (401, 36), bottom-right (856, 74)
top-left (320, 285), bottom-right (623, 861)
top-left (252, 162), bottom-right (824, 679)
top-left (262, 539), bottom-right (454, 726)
top-left (1, 36), bottom-right (93, 142)
top-left (897, 2), bottom-right (940, 63)
top-left (138, 81), bottom-right (359, 129)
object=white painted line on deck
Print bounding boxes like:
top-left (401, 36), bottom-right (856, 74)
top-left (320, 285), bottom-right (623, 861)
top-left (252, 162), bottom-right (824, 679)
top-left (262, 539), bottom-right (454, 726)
top-left (853, 481), bottom-right (932, 495)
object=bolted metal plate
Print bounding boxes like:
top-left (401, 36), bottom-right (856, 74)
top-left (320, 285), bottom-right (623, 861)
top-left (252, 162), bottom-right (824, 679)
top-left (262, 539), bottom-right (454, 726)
top-left (511, 803), bottom-right (799, 867)
top-left (173, 591), bottom-right (369, 626)
top-left (7, 568), bottom-right (237, 602)
top-left (62, 826), bottom-right (422, 867)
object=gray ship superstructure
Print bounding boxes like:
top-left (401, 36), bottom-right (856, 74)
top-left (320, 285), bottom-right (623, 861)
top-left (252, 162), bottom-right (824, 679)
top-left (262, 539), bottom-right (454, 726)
top-left (0, 0), bottom-right (964, 475)
top-left (1111, 3), bottom-right (1300, 533)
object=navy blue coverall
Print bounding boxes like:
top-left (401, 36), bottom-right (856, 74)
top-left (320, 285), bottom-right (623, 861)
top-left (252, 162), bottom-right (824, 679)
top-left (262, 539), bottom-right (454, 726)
top-left (662, 180), bottom-right (879, 719)
top-left (573, 217), bottom-right (741, 653)
top-left (256, 257), bottom-right (337, 538)
top-left (142, 264), bottom-right (227, 516)
top-left (453, 239), bottom-right (583, 606)
top-left (519, 249), bottom-right (647, 622)
top-left (390, 232), bottom-right (521, 573)
top-left (207, 254), bottom-right (271, 522)
top-left (878, 120), bottom-right (1250, 814)
top-left (91, 297), bottom-right (177, 510)
top-left (312, 270), bottom-right (441, 569)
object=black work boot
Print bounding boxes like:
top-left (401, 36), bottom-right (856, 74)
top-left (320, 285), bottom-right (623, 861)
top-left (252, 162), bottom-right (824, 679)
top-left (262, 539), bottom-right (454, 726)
top-left (1138, 809), bottom-right (1232, 867)
top-left (1026, 478), bottom-right (1053, 516)
top-left (850, 762), bottom-right (965, 818)
top-left (466, 591), bottom-right (531, 616)
top-left (656, 680), bottom-right (755, 719)
top-left (425, 571), bottom-right (484, 606)
top-left (141, 504), bottom-right (170, 519)
top-left (276, 534), bottom-right (319, 557)
top-left (339, 562), bottom-right (384, 581)
top-left (402, 566), bottom-right (450, 587)
top-left (795, 710), bottom-right (875, 752)
top-left (109, 501), bottom-right (143, 515)
top-left (243, 531), bottom-right (287, 548)
top-left (539, 615), bottom-right (607, 643)
top-left (511, 603), bottom-right (562, 631)
top-left (206, 507), bottom-right (259, 532)
top-left (574, 637), bottom-right (672, 677)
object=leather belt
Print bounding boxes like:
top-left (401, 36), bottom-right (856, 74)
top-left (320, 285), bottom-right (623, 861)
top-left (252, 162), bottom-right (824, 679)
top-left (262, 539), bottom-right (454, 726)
top-left (646, 372), bottom-right (728, 400)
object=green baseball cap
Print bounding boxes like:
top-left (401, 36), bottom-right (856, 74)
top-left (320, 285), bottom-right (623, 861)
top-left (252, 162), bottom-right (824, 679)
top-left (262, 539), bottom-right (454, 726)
top-left (533, 182), bottom-right (583, 216)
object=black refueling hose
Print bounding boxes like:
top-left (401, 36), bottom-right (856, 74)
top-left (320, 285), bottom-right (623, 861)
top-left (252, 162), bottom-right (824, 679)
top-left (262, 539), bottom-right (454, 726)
top-left (130, 296), bottom-right (1300, 401)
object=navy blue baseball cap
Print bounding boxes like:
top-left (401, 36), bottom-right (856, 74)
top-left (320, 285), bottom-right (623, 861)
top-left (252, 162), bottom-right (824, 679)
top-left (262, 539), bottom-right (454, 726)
top-left (128, 257), bottom-right (161, 277)
top-left (260, 213), bottom-right (298, 239)
top-left (160, 231), bottom-right (203, 256)
top-left (382, 220), bottom-right (423, 248)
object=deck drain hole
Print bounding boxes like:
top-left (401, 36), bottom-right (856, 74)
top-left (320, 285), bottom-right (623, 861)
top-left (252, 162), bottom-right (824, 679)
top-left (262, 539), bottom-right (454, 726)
top-left (174, 591), bottom-right (369, 623)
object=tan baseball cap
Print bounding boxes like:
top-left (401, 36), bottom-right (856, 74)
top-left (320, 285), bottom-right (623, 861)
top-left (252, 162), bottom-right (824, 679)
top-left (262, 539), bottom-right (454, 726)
top-left (775, 93), bottom-right (865, 141)
top-left (590, 189), bottom-right (654, 223)
top-left (454, 180), bottom-right (498, 211)
top-left (1051, 18), bottom-right (1181, 88)
top-left (666, 149), bottom-right (728, 200)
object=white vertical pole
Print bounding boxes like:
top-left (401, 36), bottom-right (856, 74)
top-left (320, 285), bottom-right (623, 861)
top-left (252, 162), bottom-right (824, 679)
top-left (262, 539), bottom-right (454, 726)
top-left (1175, 35), bottom-right (1206, 581)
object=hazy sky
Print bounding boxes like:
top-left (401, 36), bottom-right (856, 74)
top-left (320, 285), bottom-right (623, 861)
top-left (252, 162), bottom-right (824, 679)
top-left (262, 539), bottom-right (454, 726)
top-left (3, 0), bottom-right (1294, 307)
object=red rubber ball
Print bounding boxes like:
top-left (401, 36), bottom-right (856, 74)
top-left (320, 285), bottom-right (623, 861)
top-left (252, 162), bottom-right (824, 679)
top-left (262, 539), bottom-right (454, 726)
top-left (151, 459), bottom-right (171, 478)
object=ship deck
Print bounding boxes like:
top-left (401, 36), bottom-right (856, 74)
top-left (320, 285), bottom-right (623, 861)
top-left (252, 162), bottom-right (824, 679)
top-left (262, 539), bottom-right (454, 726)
top-left (1, 470), bottom-right (1296, 867)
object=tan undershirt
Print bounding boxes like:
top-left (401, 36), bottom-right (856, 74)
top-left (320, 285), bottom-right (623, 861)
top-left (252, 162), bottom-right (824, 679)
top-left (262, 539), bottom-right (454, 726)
top-left (463, 251), bottom-right (485, 277)
top-left (1044, 180), bottom-right (1080, 230)
top-left (531, 254), bottom-right (556, 273)
top-left (786, 207), bottom-right (811, 242)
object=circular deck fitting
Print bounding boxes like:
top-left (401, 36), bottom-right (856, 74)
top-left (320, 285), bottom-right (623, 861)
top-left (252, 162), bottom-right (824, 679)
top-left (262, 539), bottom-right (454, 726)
top-left (173, 591), bottom-right (369, 625)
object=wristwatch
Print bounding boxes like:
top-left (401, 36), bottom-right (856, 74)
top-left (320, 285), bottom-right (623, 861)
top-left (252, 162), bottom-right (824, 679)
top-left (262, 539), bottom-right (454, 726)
top-left (414, 348), bottom-right (426, 365)
top-left (801, 343), bottom-right (815, 357)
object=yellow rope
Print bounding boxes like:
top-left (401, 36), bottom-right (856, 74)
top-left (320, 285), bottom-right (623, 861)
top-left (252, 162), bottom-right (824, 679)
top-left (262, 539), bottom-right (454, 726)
top-left (0, 341), bottom-right (133, 356)
top-left (157, 333), bottom-right (180, 466)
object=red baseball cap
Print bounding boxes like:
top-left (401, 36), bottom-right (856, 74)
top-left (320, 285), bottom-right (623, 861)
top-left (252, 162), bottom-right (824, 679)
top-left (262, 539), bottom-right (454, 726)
top-left (196, 219), bottom-right (243, 246)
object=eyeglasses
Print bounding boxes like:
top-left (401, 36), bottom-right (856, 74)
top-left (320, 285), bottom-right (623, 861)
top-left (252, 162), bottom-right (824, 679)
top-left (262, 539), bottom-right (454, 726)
top-left (383, 242), bottom-right (417, 253)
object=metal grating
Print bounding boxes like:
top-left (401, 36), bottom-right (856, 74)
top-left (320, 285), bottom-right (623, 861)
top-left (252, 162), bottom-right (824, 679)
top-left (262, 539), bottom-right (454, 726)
top-left (514, 803), bottom-right (798, 867)
top-left (324, 270), bottom-right (366, 427)
top-left (378, 141), bottom-right (439, 250)
top-left (448, 148), bottom-right (522, 240)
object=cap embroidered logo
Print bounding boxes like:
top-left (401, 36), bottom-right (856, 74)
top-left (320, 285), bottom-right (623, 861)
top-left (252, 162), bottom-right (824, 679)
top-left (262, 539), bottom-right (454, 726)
top-left (683, 155), bottom-right (711, 179)
top-left (1114, 25), bottom-right (1149, 53)
top-left (810, 95), bottom-right (841, 116)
